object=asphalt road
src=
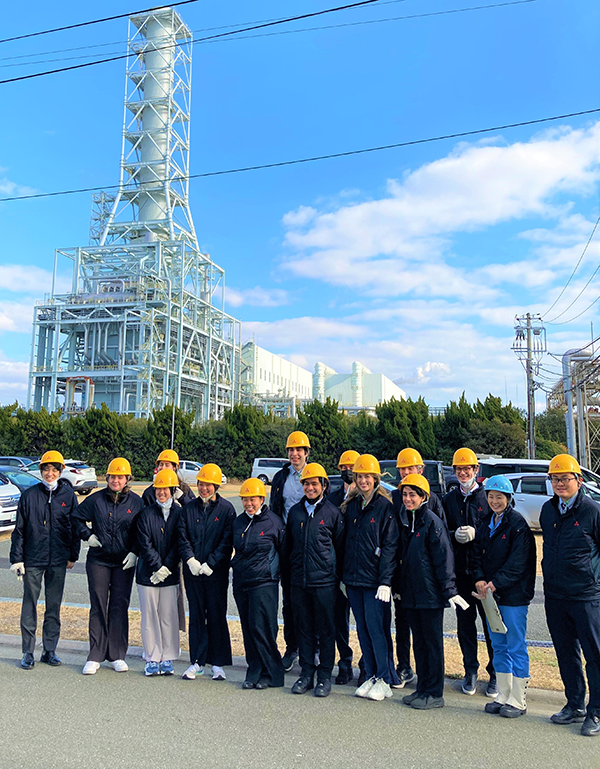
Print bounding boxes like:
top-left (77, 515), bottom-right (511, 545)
top-left (0, 639), bottom-right (594, 769)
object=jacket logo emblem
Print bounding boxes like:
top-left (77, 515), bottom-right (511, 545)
top-left (502, 535), bottom-right (506, 539)
top-left (416, 532), bottom-right (420, 537)
top-left (127, 509), bottom-right (132, 514)
top-left (61, 502), bottom-right (66, 507)
top-left (370, 518), bottom-right (375, 523)
top-left (478, 507), bottom-right (482, 512)
top-left (319, 519), bottom-right (325, 525)
top-left (214, 516), bottom-right (219, 522)
top-left (575, 521), bottom-right (580, 526)
top-left (260, 531), bottom-right (264, 536)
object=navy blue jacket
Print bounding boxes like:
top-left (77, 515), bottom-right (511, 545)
top-left (342, 492), bottom-right (398, 589)
top-left (73, 488), bottom-right (143, 567)
top-left (396, 505), bottom-right (457, 609)
top-left (270, 463), bottom-right (293, 520)
top-left (472, 505), bottom-right (536, 606)
top-left (392, 487), bottom-right (446, 527)
top-left (285, 497), bottom-right (345, 588)
top-left (10, 480), bottom-right (80, 568)
top-left (328, 486), bottom-right (347, 509)
top-left (142, 483), bottom-right (195, 508)
top-left (135, 502), bottom-right (182, 587)
top-left (541, 489), bottom-right (600, 601)
top-left (178, 494), bottom-right (235, 581)
top-left (443, 485), bottom-right (490, 576)
top-left (231, 505), bottom-right (285, 590)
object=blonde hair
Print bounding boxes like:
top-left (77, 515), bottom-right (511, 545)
top-left (341, 476), bottom-right (391, 512)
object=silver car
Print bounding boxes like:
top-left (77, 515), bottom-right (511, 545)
top-left (0, 478), bottom-right (21, 529)
top-left (26, 459), bottom-right (98, 495)
top-left (177, 460), bottom-right (227, 488)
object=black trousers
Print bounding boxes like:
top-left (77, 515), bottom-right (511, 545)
top-left (546, 597), bottom-right (600, 716)
top-left (234, 582), bottom-right (284, 686)
top-left (21, 565), bottom-right (67, 654)
top-left (456, 573), bottom-right (494, 676)
top-left (291, 584), bottom-right (336, 681)
top-left (86, 560), bottom-right (135, 662)
top-left (394, 597), bottom-right (411, 672)
top-left (406, 607), bottom-right (445, 698)
top-left (184, 575), bottom-right (232, 667)
top-left (334, 585), bottom-right (353, 671)
top-left (281, 572), bottom-right (297, 655)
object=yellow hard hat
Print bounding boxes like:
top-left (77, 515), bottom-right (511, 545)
top-left (300, 463), bottom-right (328, 482)
top-left (157, 449), bottom-right (179, 466)
top-left (399, 473), bottom-right (430, 497)
top-left (106, 457), bottom-right (132, 476)
top-left (353, 454), bottom-right (381, 475)
top-left (548, 453), bottom-right (581, 475)
top-left (396, 448), bottom-right (424, 469)
top-left (196, 463), bottom-right (222, 485)
top-left (452, 448), bottom-right (478, 467)
top-left (338, 450), bottom-right (360, 469)
top-left (153, 468), bottom-right (179, 488)
top-left (40, 450), bottom-right (65, 468)
top-left (286, 431), bottom-right (311, 449)
top-left (240, 478), bottom-right (267, 498)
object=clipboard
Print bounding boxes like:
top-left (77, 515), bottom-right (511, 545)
top-left (482, 589), bottom-right (507, 634)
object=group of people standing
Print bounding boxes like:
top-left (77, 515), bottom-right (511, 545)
top-left (8, 438), bottom-right (600, 737)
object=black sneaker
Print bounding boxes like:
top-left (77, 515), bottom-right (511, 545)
top-left (281, 650), bottom-right (298, 672)
top-left (486, 675), bottom-right (498, 698)
top-left (314, 680), bottom-right (331, 698)
top-left (551, 705), bottom-right (587, 725)
top-left (581, 714), bottom-right (600, 737)
top-left (462, 672), bottom-right (477, 696)
top-left (392, 667), bottom-right (416, 689)
top-left (335, 667), bottom-right (353, 685)
top-left (291, 676), bottom-right (314, 694)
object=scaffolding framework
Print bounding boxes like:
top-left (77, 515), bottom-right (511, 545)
top-left (29, 8), bottom-right (240, 420)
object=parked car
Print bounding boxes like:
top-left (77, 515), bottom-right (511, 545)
top-left (0, 475), bottom-right (21, 529)
top-left (443, 466), bottom-right (460, 493)
top-left (26, 459), bottom-right (98, 495)
top-left (379, 460), bottom-right (447, 497)
top-left (326, 474), bottom-right (344, 498)
top-left (177, 460), bottom-right (227, 487)
top-left (0, 456), bottom-right (39, 471)
top-left (0, 466), bottom-right (40, 493)
top-left (251, 458), bottom-right (289, 485)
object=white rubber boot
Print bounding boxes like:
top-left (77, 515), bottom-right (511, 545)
top-left (485, 671), bottom-right (512, 714)
top-left (500, 676), bottom-right (528, 717)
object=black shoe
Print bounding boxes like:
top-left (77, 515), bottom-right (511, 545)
top-left (282, 650), bottom-right (298, 672)
top-left (581, 714), bottom-right (600, 737)
top-left (499, 704), bottom-right (526, 718)
top-left (291, 676), bottom-right (314, 694)
top-left (402, 690), bottom-right (422, 705)
top-left (242, 681), bottom-right (255, 690)
top-left (462, 672), bottom-right (477, 695)
top-left (20, 652), bottom-right (35, 670)
top-left (484, 700), bottom-right (503, 714)
top-left (551, 705), bottom-right (587, 725)
top-left (40, 650), bottom-right (62, 666)
top-left (255, 678), bottom-right (270, 690)
top-left (392, 667), bottom-right (416, 689)
top-left (315, 680), bottom-right (331, 698)
top-left (486, 675), bottom-right (498, 698)
top-left (335, 667), bottom-right (353, 685)
top-left (357, 669), bottom-right (367, 687)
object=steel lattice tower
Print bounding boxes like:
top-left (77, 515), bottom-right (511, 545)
top-left (29, 8), bottom-right (241, 420)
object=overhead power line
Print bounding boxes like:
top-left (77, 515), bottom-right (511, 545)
top-left (1, 106), bottom-right (598, 204)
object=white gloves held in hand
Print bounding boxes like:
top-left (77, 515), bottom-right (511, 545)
top-left (187, 557), bottom-right (202, 576)
top-left (200, 562), bottom-right (213, 577)
top-left (122, 552), bottom-right (137, 570)
top-left (150, 566), bottom-right (171, 584)
top-left (449, 595), bottom-right (470, 611)
top-left (455, 525), bottom-right (476, 544)
top-left (88, 534), bottom-right (102, 548)
top-left (375, 585), bottom-right (391, 603)
top-left (10, 562), bottom-right (25, 580)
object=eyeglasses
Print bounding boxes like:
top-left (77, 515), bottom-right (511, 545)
top-left (549, 475), bottom-right (578, 485)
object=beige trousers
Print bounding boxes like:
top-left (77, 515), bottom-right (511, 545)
top-left (138, 584), bottom-right (180, 663)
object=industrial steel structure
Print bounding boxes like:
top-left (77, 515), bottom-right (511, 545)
top-left (29, 8), bottom-right (240, 420)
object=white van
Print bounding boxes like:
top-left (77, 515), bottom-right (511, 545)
top-left (251, 458), bottom-right (289, 485)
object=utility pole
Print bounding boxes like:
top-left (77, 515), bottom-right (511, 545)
top-left (512, 314), bottom-right (546, 459)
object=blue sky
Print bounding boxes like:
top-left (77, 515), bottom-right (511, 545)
top-left (0, 0), bottom-right (599, 409)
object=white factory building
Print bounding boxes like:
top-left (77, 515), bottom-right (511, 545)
top-left (313, 361), bottom-right (406, 408)
top-left (241, 342), bottom-right (313, 399)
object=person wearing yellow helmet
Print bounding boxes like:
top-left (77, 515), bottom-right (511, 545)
top-left (442, 447), bottom-right (495, 697)
top-left (342, 455), bottom-right (401, 701)
top-left (135, 469), bottom-right (183, 677)
top-left (142, 449), bottom-right (195, 508)
top-left (397, 475), bottom-right (465, 710)
top-left (72, 457), bottom-right (143, 675)
top-left (232, 478), bottom-right (286, 689)
top-left (285, 463), bottom-right (345, 698)
top-left (541, 454), bottom-right (600, 736)
top-left (270, 430), bottom-right (311, 671)
top-left (178, 462), bottom-right (236, 682)
top-left (10, 450), bottom-right (79, 670)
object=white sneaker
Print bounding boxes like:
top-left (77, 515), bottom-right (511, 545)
top-left (367, 678), bottom-right (393, 701)
top-left (182, 663), bottom-right (202, 680)
top-left (355, 676), bottom-right (376, 698)
top-left (82, 660), bottom-right (100, 675)
top-left (212, 665), bottom-right (226, 681)
top-left (112, 659), bottom-right (129, 672)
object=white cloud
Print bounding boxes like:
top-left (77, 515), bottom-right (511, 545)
top-left (0, 176), bottom-right (37, 198)
top-left (0, 264), bottom-right (70, 295)
top-left (281, 205), bottom-right (317, 227)
top-left (0, 299), bottom-right (37, 333)
top-left (225, 285), bottom-right (290, 308)
top-left (0, 352), bottom-right (29, 405)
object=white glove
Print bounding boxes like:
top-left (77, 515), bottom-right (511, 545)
top-left (449, 595), bottom-right (470, 611)
top-left (88, 534), bottom-right (102, 548)
top-left (187, 557), bottom-right (202, 576)
top-left (375, 585), bottom-right (391, 602)
top-left (200, 562), bottom-right (214, 577)
top-left (122, 552), bottom-right (137, 570)
top-left (339, 582), bottom-right (347, 598)
top-left (10, 562), bottom-right (25, 581)
top-left (150, 566), bottom-right (171, 584)
top-left (455, 525), bottom-right (476, 544)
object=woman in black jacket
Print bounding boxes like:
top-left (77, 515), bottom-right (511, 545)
top-left (397, 474), bottom-right (466, 710)
top-left (136, 469), bottom-right (182, 677)
top-left (472, 475), bottom-right (536, 718)
top-left (73, 457), bottom-right (143, 675)
top-left (342, 454), bottom-right (400, 702)
top-left (232, 478), bottom-right (286, 690)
